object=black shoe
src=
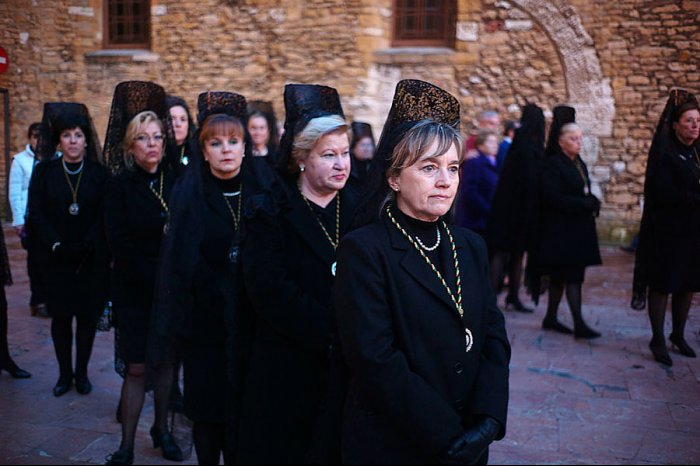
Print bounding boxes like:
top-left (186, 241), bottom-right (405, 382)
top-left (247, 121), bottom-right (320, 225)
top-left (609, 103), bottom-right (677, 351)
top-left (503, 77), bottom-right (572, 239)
top-left (669, 333), bottom-right (697, 358)
top-left (542, 318), bottom-right (573, 334)
top-left (506, 296), bottom-right (534, 313)
top-left (105, 447), bottom-right (134, 465)
top-left (75, 375), bottom-right (92, 395)
top-left (649, 341), bottom-right (673, 366)
top-left (574, 324), bottom-right (601, 340)
top-left (0, 361), bottom-right (31, 379)
top-left (150, 426), bottom-right (184, 462)
top-left (53, 374), bottom-right (72, 397)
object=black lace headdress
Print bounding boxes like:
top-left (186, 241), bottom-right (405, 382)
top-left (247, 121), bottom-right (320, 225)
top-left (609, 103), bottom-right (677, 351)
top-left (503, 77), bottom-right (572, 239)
top-left (545, 105), bottom-right (576, 157)
top-left (103, 81), bottom-right (167, 174)
top-left (352, 79), bottom-right (461, 228)
top-left (37, 102), bottom-right (102, 163)
top-left (276, 84), bottom-right (345, 178)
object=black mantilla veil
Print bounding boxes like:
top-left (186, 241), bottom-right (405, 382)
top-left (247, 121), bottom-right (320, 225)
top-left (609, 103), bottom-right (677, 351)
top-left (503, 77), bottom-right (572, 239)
top-left (103, 80), bottom-right (167, 175)
top-left (37, 102), bottom-right (102, 163)
top-left (486, 103), bottom-right (545, 255)
top-left (526, 104), bottom-right (576, 305)
top-left (275, 84), bottom-right (345, 181)
top-left (545, 105), bottom-right (576, 157)
top-left (247, 100), bottom-right (280, 159)
top-left (351, 79), bottom-right (461, 229)
top-left (631, 89), bottom-right (700, 310)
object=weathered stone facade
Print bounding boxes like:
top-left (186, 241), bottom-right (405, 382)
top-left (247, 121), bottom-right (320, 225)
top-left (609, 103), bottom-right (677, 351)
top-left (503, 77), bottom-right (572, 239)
top-left (1, 0), bottom-right (699, 240)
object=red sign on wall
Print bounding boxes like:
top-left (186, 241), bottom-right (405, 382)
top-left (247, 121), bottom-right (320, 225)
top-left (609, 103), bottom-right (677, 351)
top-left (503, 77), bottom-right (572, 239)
top-left (0, 47), bottom-right (8, 74)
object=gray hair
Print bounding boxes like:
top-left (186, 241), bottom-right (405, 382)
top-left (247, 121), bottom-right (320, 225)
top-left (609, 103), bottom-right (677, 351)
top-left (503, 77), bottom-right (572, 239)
top-left (291, 115), bottom-right (348, 172)
top-left (559, 122), bottom-right (582, 140)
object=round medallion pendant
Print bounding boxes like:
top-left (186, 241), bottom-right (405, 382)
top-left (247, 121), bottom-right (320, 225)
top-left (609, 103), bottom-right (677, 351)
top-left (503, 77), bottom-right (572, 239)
top-left (331, 261), bottom-right (337, 277)
top-left (181, 156), bottom-right (189, 166)
top-left (69, 203), bottom-right (80, 216)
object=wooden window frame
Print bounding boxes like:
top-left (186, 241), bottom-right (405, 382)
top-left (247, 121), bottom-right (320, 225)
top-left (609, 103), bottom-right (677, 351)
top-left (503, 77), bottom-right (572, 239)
top-left (392, 0), bottom-right (456, 48)
top-left (103, 0), bottom-right (151, 49)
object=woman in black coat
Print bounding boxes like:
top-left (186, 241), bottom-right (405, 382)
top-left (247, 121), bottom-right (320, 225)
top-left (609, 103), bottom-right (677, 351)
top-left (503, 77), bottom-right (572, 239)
top-left (26, 102), bottom-right (109, 397)
top-left (486, 104), bottom-right (545, 313)
top-left (537, 123), bottom-right (602, 339)
top-left (103, 81), bottom-right (182, 466)
top-left (236, 84), bottom-right (357, 464)
top-left (334, 79), bottom-right (510, 465)
top-left (633, 90), bottom-right (700, 366)
top-left (165, 95), bottom-right (195, 174)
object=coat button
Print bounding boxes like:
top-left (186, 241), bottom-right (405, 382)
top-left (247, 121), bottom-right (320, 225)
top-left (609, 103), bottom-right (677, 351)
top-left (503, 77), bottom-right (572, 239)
top-left (454, 362), bottom-right (463, 374)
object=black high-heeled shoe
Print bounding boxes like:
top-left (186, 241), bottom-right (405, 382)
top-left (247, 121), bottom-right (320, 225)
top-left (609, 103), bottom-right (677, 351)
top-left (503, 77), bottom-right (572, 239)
top-left (542, 317), bottom-right (573, 334)
top-left (105, 447), bottom-right (134, 465)
top-left (669, 333), bottom-right (697, 358)
top-left (53, 374), bottom-right (72, 397)
top-left (149, 426), bottom-right (184, 462)
top-left (649, 341), bottom-right (673, 366)
top-left (574, 323), bottom-right (601, 340)
top-left (0, 361), bottom-right (31, 379)
top-left (75, 375), bottom-right (92, 395)
top-left (506, 296), bottom-right (534, 313)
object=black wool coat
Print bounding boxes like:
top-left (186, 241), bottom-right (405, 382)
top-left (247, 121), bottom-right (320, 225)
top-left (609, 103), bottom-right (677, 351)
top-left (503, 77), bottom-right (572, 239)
top-left (26, 158), bottom-right (110, 318)
top-left (334, 212), bottom-right (511, 465)
top-left (537, 152), bottom-right (602, 268)
top-left (237, 185), bottom-right (358, 464)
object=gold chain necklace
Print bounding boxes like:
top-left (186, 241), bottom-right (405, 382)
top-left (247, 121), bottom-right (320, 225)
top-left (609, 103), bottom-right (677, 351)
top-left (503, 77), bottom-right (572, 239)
top-left (62, 159), bottom-right (84, 216)
top-left (300, 190), bottom-right (340, 250)
top-left (148, 170), bottom-right (169, 215)
top-left (387, 205), bottom-right (473, 352)
top-left (222, 185), bottom-right (243, 231)
top-left (573, 157), bottom-right (590, 195)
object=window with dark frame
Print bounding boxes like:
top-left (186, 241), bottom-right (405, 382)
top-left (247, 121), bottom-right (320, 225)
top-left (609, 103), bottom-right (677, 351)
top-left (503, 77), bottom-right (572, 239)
top-left (104, 0), bottom-right (151, 49)
top-left (393, 0), bottom-right (455, 47)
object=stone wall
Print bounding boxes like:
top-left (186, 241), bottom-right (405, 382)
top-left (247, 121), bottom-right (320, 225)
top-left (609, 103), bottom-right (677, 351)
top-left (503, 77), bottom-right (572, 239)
top-left (1, 0), bottom-right (699, 240)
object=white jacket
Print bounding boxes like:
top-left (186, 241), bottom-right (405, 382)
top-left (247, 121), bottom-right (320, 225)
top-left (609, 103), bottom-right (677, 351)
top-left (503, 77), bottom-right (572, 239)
top-left (9, 145), bottom-right (38, 227)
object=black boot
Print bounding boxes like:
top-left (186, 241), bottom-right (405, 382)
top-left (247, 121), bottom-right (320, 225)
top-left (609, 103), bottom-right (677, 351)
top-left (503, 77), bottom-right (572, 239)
top-left (0, 361), bottom-right (31, 379)
top-left (649, 339), bottom-right (673, 366)
top-left (150, 426), bottom-right (184, 462)
top-left (53, 373), bottom-right (73, 397)
top-left (105, 447), bottom-right (134, 465)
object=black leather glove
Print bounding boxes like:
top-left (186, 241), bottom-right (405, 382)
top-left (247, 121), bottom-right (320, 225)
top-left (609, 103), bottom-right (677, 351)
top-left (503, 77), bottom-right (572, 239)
top-left (439, 417), bottom-right (501, 465)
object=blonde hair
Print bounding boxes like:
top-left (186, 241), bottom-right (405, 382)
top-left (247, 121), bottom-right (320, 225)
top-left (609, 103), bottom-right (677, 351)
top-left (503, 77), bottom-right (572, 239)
top-left (290, 115), bottom-right (348, 174)
top-left (123, 110), bottom-right (165, 169)
top-left (386, 120), bottom-right (463, 179)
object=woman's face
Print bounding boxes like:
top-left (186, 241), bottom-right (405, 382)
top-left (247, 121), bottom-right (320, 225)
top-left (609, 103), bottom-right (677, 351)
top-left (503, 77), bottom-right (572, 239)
top-left (389, 140), bottom-right (460, 222)
top-left (673, 109), bottom-right (700, 145)
top-left (559, 129), bottom-right (583, 159)
top-left (59, 127), bottom-right (87, 162)
top-left (478, 134), bottom-right (499, 157)
top-left (248, 115), bottom-right (270, 148)
top-left (130, 121), bottom-right (164, 173)
top-left (299, 130), bottom-right (351, 197)
top-left (353, 136), bottom-right (375, 161)
top-left (203, 131), bottom-right (245, 179)
top-left (169, 105), bottom-right (189, 146)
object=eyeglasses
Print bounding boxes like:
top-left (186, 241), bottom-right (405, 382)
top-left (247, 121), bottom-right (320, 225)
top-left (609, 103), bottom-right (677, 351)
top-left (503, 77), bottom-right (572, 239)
top-left (134, 134), bottom-right (164, 144)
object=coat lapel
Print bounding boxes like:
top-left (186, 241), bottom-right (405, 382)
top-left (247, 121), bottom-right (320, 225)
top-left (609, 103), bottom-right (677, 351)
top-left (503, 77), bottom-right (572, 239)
top-left (285, 188), bottom-right (336, 268)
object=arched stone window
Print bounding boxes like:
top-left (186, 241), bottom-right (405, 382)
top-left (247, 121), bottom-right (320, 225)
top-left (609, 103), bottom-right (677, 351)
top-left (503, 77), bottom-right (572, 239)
top-left (393, 0), bottom-right (455, 47)
top-left (104, 0), bottom-right (151, 49)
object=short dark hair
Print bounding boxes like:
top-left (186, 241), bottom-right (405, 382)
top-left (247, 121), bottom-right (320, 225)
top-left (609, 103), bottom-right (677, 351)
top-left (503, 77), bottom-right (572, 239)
top-left (503, 120), bottom-right (517, 136)
top-left (27, 122), bottom-right (41, 138)
top-left (672, 101), bottom-right (700, 123)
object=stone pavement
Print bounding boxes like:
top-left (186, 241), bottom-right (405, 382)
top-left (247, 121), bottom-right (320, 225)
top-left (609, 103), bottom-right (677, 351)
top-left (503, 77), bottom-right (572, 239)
top-left (1, 225), bottom-right (699, 465)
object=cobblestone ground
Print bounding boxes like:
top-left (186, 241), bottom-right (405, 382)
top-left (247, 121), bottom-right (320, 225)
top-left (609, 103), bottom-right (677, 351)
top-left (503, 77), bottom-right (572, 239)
top-left (1, 226), bottom-right (699, 465)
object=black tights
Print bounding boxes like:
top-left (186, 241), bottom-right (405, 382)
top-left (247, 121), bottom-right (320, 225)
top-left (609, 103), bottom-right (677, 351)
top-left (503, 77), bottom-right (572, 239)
top-left (0, 286), bottom-right (15, 366)
top-left (50, 314), bottom-right (97, 379)
top-left (648, 290), bottom-right (694, 344)
top-left (545, 281), bottom-right (591, 330)
top-left (118, 363), bottom-right (173, 451)
top-left (193, 421), bottom-right (230, 465)
top-left (490, 252), bottom-right (524, 301)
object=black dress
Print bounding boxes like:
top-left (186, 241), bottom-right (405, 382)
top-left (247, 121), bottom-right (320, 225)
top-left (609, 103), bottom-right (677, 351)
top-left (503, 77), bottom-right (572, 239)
top-left (642, 136), bottom-right (700, 293)
top-left (334, 207), bottom-right (510, 465)
top-left (537, 152), bottom-right (601, 282)
top-left (104, 164), bottom-right (175, 364)
top-left (236, 183), bottom-right (358, 464)
top-left (25, 158), bottom-right (110, 318)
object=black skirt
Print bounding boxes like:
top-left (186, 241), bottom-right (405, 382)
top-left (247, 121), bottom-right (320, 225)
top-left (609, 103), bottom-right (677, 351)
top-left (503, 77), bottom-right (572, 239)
top-left (543, 265), bottom-right (586, 284)
top-left (115, 306), bottom-right (151, 364)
